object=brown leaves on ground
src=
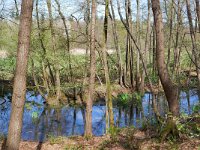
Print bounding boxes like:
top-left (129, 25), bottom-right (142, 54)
top-left (0, 128), bottom-right (199, 150)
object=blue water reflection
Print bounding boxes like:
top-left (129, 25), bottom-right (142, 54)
top-left (0, 89), bottom-right (199, 142)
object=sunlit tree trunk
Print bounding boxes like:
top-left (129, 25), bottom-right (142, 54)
top-left (110, 0), bottom-right (123, 86)
top-left (166, 0), bottom-right (174, 69)
top-left (117, 0), bottom-right (162, 121)
top-left (151, 0), bottom-right (179, 116)
top-left (186, 0), bottom-right (200, 91)
top-left (140, 0), bottom-right (151, 93)
top-left (6, 0), bottom-right (33, 149)
top-left (136, 0), bottom-right (141, 91)
top-left (46, 0), bottom-right (61, 101)
top-left (54, 0), bottom-right (73, 82)
top-left (173, 0), bottom-right (182, 77)
top-left (195, 0), bottom-right (200, 32)
top-left (102, 0), bottom-right (114, 130)
top-left (124, 0), bottom-right (134, 88)
top-left (85, 0), bottom-right (96, 137)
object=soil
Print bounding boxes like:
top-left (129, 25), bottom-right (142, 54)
top-left (0, 128), bottom-right (199, 150)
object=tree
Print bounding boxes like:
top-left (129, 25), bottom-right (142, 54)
top-left (6, 0), bottom-right (33, 149)
top-left (46, 0), bottom-right (61, 101)
top-left (151, 0), bottom-right (179, 116)
top-left (85, 0), bottom-right (96, 137)
top-left (109, 0), bottom-right (123, 87)
top-left (102, 0), bottom-right (114, 130)
top-left (185, 0), bottom-right (200, 93)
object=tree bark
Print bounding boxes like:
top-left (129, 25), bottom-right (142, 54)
top-left (46, 0), bottom-right (61, 101)
top-left (85, 0), bottom-right (96, 137)
top-left (14, 0), bottom-right (19, 19)
top-left (195, 0), bottom-right (200, 33)
top-left (151, 0), bottom-right (179, 116)
top-left (6, 0), bottom-right (33, 149)
top-left (117, 0), bottom-right (162, 121)
top-left (102, 0), bottom-right (114, 130)
top-left (54, 0), bottom-right (73, 82)
top-left (140, 0), bottom-right (151, 93)
top-left (109, 0), bottom-right (123, 86)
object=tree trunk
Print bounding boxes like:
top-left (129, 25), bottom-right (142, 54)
top-left (136, 0), bottom-right (141, 91)
top-left (54, 0), bottom-right (73, 82)
top-left (109, 0), bottom-right (123, 86)
top-left (186, 0), bottom-right (200, 91)
top-left (167, 0), bottom-right (174, 68)
top-left (117, 0), bottom-right (162, 121)
top-left (140, 0), bottom-right (151, 93)
top-left (151, 0), bottom-right (179, 116)
top-left (6, 0), bottom-right (33, 149)
top-left (14, 0), bottom-right (19, 19)
top-left (46, 0), bottom-right (61, 101)
top-left (195, 0), bottom-right (200, 32)
top-left (102, 0), bottom-right (114, 130)
top-left (85, 0), bottom-right (96, 137)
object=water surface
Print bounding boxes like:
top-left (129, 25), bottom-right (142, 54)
top-left (0, 89), bottom-right (199, 141)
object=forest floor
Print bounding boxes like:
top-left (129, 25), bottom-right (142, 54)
top-left (0, 127), bottom-right (199, 150)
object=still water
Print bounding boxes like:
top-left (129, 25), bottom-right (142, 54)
top-left (0, 89), bottom-right (199, 141)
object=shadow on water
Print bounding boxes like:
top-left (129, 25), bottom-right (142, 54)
top-left (0, 88), bottom-right (199, 142)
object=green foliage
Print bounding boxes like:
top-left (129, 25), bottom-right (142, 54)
top-left (132, 92), bottom-right (143, 109)
top-left (0, 22), bottom-right (18, 52)
top-left (25, 103), bottom-right (32, 110)
top-left (0, 57), bottom-right (16, 72)
top-left (116, 92), bottom-right (143, 110)
top-left (176, 114), bottom-right (200, 138)
top-left (192, 104), bottom-right (200, 113)
top-left (116, 93), bottom-right (131, 108)
top-left (147, 73), bottom-right (159, 84)
top-left (108, 127), bottom-right (120, 139)
top-left (31, 111), bottom-right (39, 119)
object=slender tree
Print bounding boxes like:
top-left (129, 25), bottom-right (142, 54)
top-left (6, 0), bottom-right (33, 149)
top-left (186, 0), bottom-right (200, 92)
top-left (151, 0), bottom-right (179, 116)
top-left (109, 0), bottom-right (123, 86)
top-left (102, 0), bottom-right (114, 130)
top-left (195, 0), bottom-right (200, 32)
top-left (85, 0), bottom-right (96, 137)
top-left (46, 0), bottom-right (61, 101)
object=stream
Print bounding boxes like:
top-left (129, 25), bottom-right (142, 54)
top-left (0, 89), bottom-right (199, 142)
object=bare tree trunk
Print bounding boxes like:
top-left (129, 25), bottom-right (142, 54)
top-left (14, 0), bottom-right (19, 18)
top-left (6, 0), bottom-right (33, 149)
top-left (173, 0), bottom-right (182, 76)
top-left (36, 0), bottom-right (52, 96)
top-left (54, 0), bottom-right (73, 82)
top-left (109, 0), bottom-right (123, 86)
top-left (186, 0), bottom-right (200, 90)
top-left (31, 59), bottom-right (46, 98)
top-left (124, 0), bottom-right (134, 88)
top-left (102, 0), bottom-right (114, 130)
top-left (85, 0), bottom-right (96, 137)
top-left (117, 0), bottom-right (162, 121)
top-left (167, 0), bottom-right (174, 68)
top-left (136, 0), bottom-right (141, 91)
top-left (195, 0), bottom-right (200, 32)
top-left (140, 0), bottom-right (151, 93)
top-left (151, 0), bottom-right (179, 116)
top-left (46, 0), bottom-right (61, 101)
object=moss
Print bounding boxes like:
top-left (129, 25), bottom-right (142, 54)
top-left (160, 113), bottom-right (179, 142)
